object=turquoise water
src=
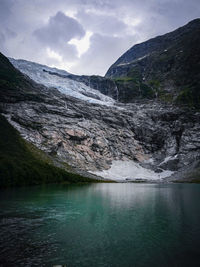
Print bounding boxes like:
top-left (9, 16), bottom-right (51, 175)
top-left (0, 183), bottom-right (200, 267)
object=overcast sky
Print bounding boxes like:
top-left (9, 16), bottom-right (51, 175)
top-left (0, 0), bottom-right (199, 75)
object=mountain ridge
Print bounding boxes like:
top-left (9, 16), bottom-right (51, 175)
top-left (106, 18), bottom-right (200, 74)
top-left (105, 18), bottom-right (200, 107)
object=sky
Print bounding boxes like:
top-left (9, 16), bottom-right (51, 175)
top-left (0, 0), bottom-right (199, 76)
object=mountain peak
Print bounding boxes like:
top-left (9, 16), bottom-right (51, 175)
top-left (105, 18), bottom-right (200, 107)
top-left (106, 18), bottom-right (200, 77)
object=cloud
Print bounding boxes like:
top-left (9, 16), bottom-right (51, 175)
top-left (70, 33), bottom-right (137, 75)
top-left (0, 0), bottom-right (13, 23)
top-left (34, 11), bottom-right (85, 61)
top-left (34, 11), bottom-right (85, 44)
top-left (77, 10), bottom-right (127, 36)
top-left (0, 0), bottom-right (199, 75)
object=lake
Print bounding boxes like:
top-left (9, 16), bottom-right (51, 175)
top-left (0, 183), bottom-right (200, 266)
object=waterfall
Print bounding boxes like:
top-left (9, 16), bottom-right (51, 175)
top-left (114, 82), bottom-right (119, 101)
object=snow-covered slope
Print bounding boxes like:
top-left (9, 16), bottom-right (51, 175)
top-left (9, 58), bottom-right (115, 106)
top-left (90, 160), bottom-right (174, 181)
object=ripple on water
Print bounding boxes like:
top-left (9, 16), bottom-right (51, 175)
top-left (0, 183), bottom-right (200, 267)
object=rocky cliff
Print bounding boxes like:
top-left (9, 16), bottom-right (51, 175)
top-left (1, 51), bottom-right (200, 183)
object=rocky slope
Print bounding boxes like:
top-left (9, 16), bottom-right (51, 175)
top-left (1, 52), bottom-right (200, 182)
top-left (106, 19), bottom-right (200, 107)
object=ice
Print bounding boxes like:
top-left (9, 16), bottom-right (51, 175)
top-left (9, 58), bottom-right (115, 106)
top-left (90, 160), bottom-right (174, 181)
top-left (117, 54), bottom-right (149, 67)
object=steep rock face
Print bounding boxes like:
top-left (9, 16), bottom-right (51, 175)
top-left (2, 99), bottom-right (148, 172)
top-left (0, 53), bottom-right (147, 174)
top-left (67, 74), bottom-right (120, 101)
top-left (1, 52), bottom-right (200, 181)
top-left (105, 19), bottom-right (200, 107)
top-left (2, 96), bottom-right (200, 180)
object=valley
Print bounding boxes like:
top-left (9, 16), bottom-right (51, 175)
top-left (1, 19), bottom-right (200, 185)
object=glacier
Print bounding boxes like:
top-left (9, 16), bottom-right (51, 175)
top-left (9, 58), bottom-right (115, 106)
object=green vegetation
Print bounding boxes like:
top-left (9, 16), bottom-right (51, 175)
top-left (176, 86), bottom-right (200, 109)
top-left (0, 114), bottom-right (99, 188)
top-left (114, 77), bottom-right (136, 83)
top-left (0, 53), bottom-right (24, 89)
top-left (159, 92), bottom-right (173, 102)
top-left (113, 73), bottom-right (154, 102)
top-left (140, 83), bottom-right (154, 98)
top-left (107, 20), bottom-right (200, 108)
top-left (148, 79), bottom-right (160, 90)
top-left (176, 88), bottom-right (194, 107)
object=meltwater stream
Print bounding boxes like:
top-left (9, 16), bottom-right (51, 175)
top-left (0, 183), bottom-right (200, 267)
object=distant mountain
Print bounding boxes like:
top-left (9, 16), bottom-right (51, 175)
top-left (106, 19), bottom-right (200, 107)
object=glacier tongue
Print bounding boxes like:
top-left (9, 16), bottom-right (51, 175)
top-left (9, 58), bottom-right (115, 106)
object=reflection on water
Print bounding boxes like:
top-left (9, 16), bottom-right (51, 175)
top-left (0, 183), bottom-right (200, 267)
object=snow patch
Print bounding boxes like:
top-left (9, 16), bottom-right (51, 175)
top-left (117, 54), bottom-right (149, 67)
top-left (90, 160), bottom-right (174, 181)
top-left (159, 155), bottom-right (178, 166)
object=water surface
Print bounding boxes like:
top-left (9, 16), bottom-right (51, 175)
top-left (0, 183), bottom-right (200, 266)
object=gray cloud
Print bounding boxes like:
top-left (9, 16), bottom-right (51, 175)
top-left (34, 11), bottom-right (85, 45)
top-left (34, 11), bottom-right (85, 60)
top-left (0, 0), bottom-right (13, 23)
top-left (77, 10), bottom-right (127, 35)
top-left (70, 33), bottom-right (137, 75)
top-left (0, 0), bottom-right (199, 75)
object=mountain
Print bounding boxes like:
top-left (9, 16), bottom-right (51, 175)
top-left (0, 53), bottom-right (108, 186)
top-left (1, 51), bottom-right (200, 184)
top-left (105, 18), bottom-right (200, 107)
